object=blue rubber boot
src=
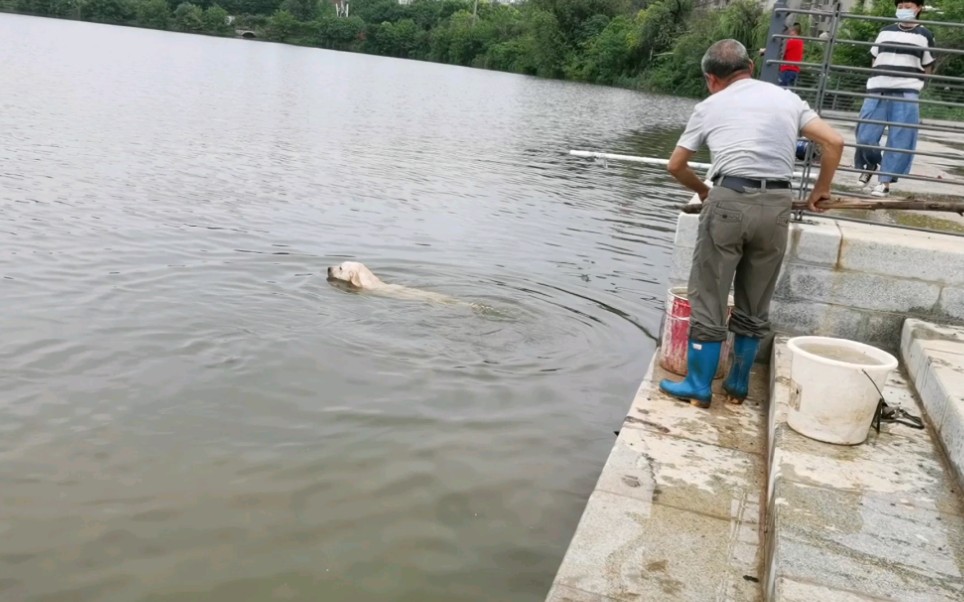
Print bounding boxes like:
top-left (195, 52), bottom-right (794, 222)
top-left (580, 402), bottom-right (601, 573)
top-left (659, 339), bottom-right (722, 409)
top-left (722, 335), bottom-right (761, 404)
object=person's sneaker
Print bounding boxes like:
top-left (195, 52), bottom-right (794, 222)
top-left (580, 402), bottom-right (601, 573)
top-left (857, 165), bottom-right (877, 187)
top-left (871, 184), bottom-right (890, 197)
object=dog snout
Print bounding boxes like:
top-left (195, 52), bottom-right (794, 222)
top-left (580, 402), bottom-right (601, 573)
top-left (327, 266), bottom-right (333, 277)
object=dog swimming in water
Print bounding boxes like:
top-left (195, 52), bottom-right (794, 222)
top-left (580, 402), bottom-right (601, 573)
top-left (326, 261), bottom-right (464, 305)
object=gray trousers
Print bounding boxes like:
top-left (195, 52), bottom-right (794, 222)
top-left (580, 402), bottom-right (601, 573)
top-left (687, 186), bottom-right (792, 342)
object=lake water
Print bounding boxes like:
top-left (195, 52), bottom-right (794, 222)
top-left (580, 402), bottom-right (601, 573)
top-left (0, 14), bottom-right (699, 602)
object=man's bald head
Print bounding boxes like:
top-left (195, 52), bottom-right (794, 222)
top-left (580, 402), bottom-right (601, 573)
top-left (701, 39), bottom-right (753, 80)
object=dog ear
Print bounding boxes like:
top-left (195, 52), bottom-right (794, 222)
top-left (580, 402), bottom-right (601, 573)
top-left (349, 271), bottom-right (363, 288)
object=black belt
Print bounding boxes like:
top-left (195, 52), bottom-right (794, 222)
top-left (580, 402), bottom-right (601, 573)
top-left (714, 175), bottom-right (792, 192)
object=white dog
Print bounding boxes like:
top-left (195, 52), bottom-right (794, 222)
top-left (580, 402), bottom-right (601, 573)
top-left (326, 261), bottom-right (463, 305)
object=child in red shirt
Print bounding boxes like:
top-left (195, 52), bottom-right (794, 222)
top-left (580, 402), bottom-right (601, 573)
top-left (779, 24), bottom-right (804, 87)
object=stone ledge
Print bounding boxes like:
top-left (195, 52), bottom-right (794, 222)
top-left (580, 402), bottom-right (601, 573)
top-left (768, 298), bottom-right (907, 352)
top-left (766, 336), bottom-right (964, 601)
top-left (837, 220), bottom-right (964, 286)
top-left (785, 217), bottom-right (841, 267)
top-left (901, 319), bottom-right (964, 488)
top-left (776, 263), bottom-right (942, 314)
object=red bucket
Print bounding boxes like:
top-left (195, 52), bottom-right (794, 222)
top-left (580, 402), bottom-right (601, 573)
top-left (658, 287), bottom-right (733, 378)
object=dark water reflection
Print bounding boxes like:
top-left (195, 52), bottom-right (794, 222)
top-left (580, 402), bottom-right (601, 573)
top-left (0, 13), bottom-right (699, 602)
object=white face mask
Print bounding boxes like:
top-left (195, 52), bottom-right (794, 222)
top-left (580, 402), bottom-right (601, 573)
top-left (896, 8), bottom-right (917, 21)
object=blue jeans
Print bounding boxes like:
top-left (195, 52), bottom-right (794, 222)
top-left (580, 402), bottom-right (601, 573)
top-left (854, 91), bottom-right (920, 184)
top-left (778, 70), bottom-right (798, 87)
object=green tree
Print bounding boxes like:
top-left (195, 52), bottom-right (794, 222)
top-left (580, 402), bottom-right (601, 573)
top-left (531, 0), bottom-right (630, 46)
top-left (568, 14), bottom-right (634, 84)
top-left (628, 0), bottom-right (692, 67)
top-left (16, 0), bottom-right (77, 16)
top-left (136, 0), bottom-right (171, 29)
top-left (367, 18), bottom-right (422, 58)
top-left (172, 2), bottom-right (204, 31)
top-left (81, 0), bottom-right (135, 23)
top-left (217, 0), bottom-right (282, 16)
top-left (352, 0), bottom-right (408, 25)
top-left (203, 4), bottom-right (231, 34)
top-left (266, 8), bottom-right (298, 41)
top-left (516, 7), bottom-right (566, 77)
top-left (430, 9), bottom-right (491, 66)
top-left (317, 14), bottom-right (366, 50)
top-left (279, 0), bottom-right (317, 21)
top-left (929, 0), bottom-right (963, 78)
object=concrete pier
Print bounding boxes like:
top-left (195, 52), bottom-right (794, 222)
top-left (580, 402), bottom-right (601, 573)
top-left (546, 330), bottom-right (964, 601)
top-left (546, 214), bottom-right (964, 601)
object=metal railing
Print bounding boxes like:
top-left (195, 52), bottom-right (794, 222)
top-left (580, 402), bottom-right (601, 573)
top-left (761, 0), bottom-right (964, 229)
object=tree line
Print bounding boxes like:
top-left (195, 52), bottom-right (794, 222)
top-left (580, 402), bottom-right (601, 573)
top-left (2, 0), bottom-right (961, 101)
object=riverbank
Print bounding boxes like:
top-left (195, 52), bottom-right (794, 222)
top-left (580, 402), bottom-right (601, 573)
top-left (6, 0), bottom-right (959, 104)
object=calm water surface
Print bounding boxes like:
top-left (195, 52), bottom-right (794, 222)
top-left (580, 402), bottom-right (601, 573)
top-left (0, 14), bottom-right (699, 602)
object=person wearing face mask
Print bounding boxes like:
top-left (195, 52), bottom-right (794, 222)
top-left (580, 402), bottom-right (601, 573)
top-left (659, 39), bottom-right (844, 410)
top-left (853, 0), bottom-right (936, 197)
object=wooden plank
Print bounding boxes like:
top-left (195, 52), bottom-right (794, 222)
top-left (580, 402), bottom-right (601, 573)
top-left (680, 195), bottom-right (964, 215)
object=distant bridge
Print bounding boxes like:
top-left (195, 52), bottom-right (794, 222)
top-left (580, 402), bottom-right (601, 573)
top-left (236, 30), bottom-right (257, 39)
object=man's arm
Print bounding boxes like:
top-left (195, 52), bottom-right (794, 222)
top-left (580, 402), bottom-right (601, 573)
top-left (667, 146), bottom-right (711, 202)
top-left (800, 117), bottom-right (845, 212)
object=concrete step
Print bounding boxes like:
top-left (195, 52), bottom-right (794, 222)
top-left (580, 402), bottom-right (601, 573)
top-left (546, 361), bottom-right (769, 601)
top-left (764, 337), bottom-right (964, 601)
top-left (901, 319), bottom-right (964, 486)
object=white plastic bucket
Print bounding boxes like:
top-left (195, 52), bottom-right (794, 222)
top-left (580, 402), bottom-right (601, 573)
top-left (786, 336), bottom-right (899, 445)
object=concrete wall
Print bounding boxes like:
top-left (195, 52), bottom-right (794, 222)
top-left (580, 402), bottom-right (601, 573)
top-left (669, 213), bottom-right (964, 354)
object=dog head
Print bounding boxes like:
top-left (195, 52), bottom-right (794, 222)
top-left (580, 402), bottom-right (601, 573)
top-left (326, 261), bottom-right (381, 290)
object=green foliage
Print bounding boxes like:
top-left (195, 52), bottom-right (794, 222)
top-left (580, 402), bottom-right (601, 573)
top-left (516, 6), bottom-right (566, 77)
top-left (203, 3), bottom-right (230, 33)
top-left (266, 7), bottom-right (298, 40)
top-left (317, 15), bottom-right (366, 50)
top-left (16, 0), bottom-right (77, 17)
top-left (368, 17), bottom-right (423, 57)
top-left (566, 14), bottom-right (632, 83)
top-left (929, 0), bottom-right (964, 78)
top-left (172, 1), bottom-right (203, 31)
top-left (82, 0), bottom-right (135, 23)
top-left (278, 0), bottom-right (315, 21)
top-left (135, 0), bottom-right (169, 28)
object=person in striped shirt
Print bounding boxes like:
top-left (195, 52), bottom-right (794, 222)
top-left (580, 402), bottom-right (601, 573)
top-left (853, 0), bottom-right (936, 197)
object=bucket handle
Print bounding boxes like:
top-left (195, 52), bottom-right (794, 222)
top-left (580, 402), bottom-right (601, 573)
top-left (863, 369), bottom-right (924, 433)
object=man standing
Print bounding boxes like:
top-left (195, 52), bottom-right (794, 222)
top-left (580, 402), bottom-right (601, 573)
top-left (659, 39), bottom-right (843, 409)
top-left (854, 0), bottom-right (936, 197)
top-left (779, 23), bottom-right (804, 88)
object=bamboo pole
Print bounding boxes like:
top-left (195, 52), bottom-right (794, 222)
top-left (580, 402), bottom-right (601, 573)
top-left (680, 195), bottom-right (964, 215)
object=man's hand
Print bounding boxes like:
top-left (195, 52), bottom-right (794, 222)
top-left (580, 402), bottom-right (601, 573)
top-left (668, 146), bottom-right (711, 200)
top-left (698, 188), bottom-right (710, 202)
top-left (807, 187), bottom-right (831, 213)
top-left (800, 117), bottom-right (844, 212)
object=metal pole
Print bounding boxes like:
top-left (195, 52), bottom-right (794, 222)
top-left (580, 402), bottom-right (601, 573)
top-left (799, 1), bottom-right (845, 200)
top-left (568, 150), bottom-right (713, 171)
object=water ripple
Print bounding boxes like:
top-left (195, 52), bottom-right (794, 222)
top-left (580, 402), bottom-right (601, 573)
top-left (0, 13), bottom-right (695, 602)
